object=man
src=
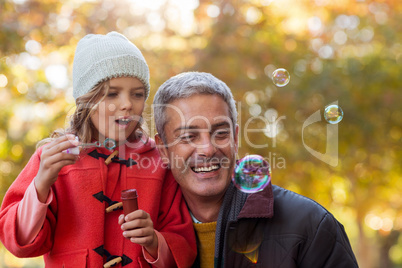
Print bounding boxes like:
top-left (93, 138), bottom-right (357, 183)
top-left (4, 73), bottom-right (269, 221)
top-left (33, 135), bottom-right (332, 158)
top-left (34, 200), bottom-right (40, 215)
top-left (153, 72), bottom-right (358, 267)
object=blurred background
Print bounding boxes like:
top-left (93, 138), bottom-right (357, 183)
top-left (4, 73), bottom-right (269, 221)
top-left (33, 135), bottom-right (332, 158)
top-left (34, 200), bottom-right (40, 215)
top-left (0, 0), bottom-right (401, 267)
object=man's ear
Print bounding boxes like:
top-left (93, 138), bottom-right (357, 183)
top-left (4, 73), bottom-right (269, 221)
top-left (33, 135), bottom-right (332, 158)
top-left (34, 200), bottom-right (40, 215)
top-left (155, 134), bottom-right (169, 165)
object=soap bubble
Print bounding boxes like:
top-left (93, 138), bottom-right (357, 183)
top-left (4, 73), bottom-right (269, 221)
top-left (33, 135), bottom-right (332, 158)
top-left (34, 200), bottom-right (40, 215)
top-left (232, 155), bottom-right (271, 193)
top-left (272, 68), bottom-right (290, 87)
top-left (324, 105), bottom-right (344, 124)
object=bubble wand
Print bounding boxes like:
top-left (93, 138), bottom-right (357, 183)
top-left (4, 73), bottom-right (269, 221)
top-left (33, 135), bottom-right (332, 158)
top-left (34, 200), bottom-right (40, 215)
top-left (64, 137), bottom-right (117, 154)
top-left (79, 138), bottom-right (117, 150)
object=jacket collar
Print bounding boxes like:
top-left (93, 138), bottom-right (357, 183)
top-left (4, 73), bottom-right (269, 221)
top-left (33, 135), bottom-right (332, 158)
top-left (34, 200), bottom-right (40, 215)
top-left (237, 181), bottom-right (274, 219)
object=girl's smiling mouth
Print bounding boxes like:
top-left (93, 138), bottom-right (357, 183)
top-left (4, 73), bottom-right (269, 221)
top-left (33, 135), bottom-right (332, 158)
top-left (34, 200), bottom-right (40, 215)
top-left (115, 117), bottom-right (134, 128)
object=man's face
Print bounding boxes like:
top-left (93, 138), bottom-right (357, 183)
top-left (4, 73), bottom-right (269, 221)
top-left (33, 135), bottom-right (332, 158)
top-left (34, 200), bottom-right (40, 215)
top-left (157, 94), bottom-right (239, 201)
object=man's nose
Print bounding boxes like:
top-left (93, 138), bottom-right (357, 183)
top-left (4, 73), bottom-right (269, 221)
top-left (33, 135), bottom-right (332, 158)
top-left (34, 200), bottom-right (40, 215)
top-left (195, 134), bottom-right (217, 158)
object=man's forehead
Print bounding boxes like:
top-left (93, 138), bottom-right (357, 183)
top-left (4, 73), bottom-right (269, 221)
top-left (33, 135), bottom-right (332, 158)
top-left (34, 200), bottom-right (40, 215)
top-left (165, 105), bottom-right (231, 126)
top-left (162, 94), bottom-right (231, 132)
top-left (166, 95), bottom-right (229, 115)
top-left (173, 120), bottom-right (232, 133)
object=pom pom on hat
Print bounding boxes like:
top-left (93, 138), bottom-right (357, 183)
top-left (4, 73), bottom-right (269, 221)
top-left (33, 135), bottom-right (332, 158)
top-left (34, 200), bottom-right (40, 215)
top-left (72, 31), bottom-right (150, 100)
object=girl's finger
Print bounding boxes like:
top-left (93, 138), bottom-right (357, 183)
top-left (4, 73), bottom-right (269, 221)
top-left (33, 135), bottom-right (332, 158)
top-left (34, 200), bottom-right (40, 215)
top-left (41, 149), bottom-right (78, 168)
top-left (43, 137), bottom-right (79, 156)
top-left (124, 210), bottom-right (148, 222)
top-left (55, 137), bottom-right (79, 152)
top-left (130, 236), bottom-right (153, 246)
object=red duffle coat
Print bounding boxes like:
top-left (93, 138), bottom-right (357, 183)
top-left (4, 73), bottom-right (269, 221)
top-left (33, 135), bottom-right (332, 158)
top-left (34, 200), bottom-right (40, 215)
top-left (0, 138), bottom-right (196, 267)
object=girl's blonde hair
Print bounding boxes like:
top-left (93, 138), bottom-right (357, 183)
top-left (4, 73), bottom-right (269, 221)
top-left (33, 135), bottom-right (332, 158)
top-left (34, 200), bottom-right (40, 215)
top-left (37, 80), bottom-right (148, 148)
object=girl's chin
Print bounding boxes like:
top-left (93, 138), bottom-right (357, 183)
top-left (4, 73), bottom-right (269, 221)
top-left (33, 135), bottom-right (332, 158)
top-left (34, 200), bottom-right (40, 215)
top-left (96, 135), bottom-right (128, 143)
top-left (97, 127), bottom-right (136, 143)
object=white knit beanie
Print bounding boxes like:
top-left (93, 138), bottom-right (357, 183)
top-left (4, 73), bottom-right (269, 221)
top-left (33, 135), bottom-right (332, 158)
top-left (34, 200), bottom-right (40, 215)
top-left (72, 31), bottom-right (150, 100)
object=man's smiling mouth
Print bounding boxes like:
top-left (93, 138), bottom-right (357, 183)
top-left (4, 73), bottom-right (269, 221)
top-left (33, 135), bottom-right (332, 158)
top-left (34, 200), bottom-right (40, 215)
top-left (191, 164), bottom-right (220, 173)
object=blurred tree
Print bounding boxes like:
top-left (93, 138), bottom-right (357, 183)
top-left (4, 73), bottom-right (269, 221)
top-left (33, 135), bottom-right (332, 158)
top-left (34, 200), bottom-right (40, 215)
top-left (187, 1), bottom-right (402, 267)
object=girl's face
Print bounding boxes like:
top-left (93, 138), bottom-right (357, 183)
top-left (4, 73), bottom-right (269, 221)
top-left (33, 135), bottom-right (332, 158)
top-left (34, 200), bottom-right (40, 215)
top-left (90, 76), bottom-right (146, 142)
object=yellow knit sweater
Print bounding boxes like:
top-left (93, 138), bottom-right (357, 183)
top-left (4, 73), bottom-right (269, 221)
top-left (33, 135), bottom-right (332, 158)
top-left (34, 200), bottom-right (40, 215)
top-left (193, 222), bottom-right (217, 268)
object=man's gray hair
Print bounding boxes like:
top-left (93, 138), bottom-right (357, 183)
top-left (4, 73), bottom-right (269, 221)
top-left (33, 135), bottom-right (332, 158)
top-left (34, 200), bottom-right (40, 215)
top-left (153, 72), bottom-right (237, 143)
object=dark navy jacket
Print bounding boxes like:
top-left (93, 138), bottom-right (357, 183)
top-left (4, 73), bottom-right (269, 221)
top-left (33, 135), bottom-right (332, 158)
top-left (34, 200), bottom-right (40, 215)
top-left (193, 182), bottom-right (358, 268)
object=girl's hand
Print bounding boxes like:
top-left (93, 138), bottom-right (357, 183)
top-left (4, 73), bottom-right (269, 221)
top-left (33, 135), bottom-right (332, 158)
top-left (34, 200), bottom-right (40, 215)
top-left (35, 134), bottom-right (79, 202)
top-left (119, 210), bottom-right (158, 258)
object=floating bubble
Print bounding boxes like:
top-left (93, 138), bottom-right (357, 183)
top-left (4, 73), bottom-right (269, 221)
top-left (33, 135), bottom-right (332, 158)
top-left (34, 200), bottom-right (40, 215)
top-left (232, 155), bottom-right (272, 193)
top-left (324, 105), bottom-right (344, 124)
top-left (272, 68), bottom-right (290, 87)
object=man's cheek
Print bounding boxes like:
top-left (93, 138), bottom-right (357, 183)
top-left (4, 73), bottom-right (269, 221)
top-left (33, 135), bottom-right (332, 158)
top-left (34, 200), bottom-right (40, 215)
top-left (169, 154), bottom-right (188, 170)
top-left (220, 157), bottom-right (232, 169)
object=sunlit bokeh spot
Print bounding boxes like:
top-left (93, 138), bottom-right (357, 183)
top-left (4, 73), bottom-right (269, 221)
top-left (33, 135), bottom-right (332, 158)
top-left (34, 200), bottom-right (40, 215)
top-left (318, 45), bottom-right (334, 59)
top-left (57, 17), bottom-right (71, 33)
top-left (45, 64), bottom-right (69, 89)
top-left (365, 213), bottom-right (394, 232)
top-left (294, 59), bottom-right (307, 77)
top-left (307, 16), bottom-right (323, 35)
top-left (311, 38), bottom-right (323, 52)
top-left (335, 14), bottom-right (360, 30)
top-left (0, 74), bottom-right (8, 87)
top-left (324, 104), bottom-right (344, 124)
top-left (244, 92), bottom-right (257, 105)
top-left (207, 4), bottom-right (220, 18)
top-left (264, 108), bottom-right (278, 123)
top-left (264, 64), bottom-right (276, 78)
top-left (0, 161), bottom-right (13, 175)
top-left (11, 0), bottom-right (27, 4)
top-left (25, 40), bottom-right (42, 55)
top-left (131, 0), bottom-right (167, 11)
top-left (390, 243), bottom-right (402, 264)
top-left (360, 27), bottom-right (374, 42)
top-left (261, 0), bottom-right (274, 6)
top-left (311, 58), bottom-right (323, 74)
top-left (264, 120), bottom-right (284, 139)
top-left (232, 155), bottom-right (272, 193)
top-left (334, 30), bottom-right (348, 45)
top-left (272, 68), bottom-right (290, 87)
top-left (245, 7), bottom-right (263, 25)
top-left (249, 104), bottom-right (262, 116)
top-left (11, 144), bottom-right (23, 158)
top-left (34, 102), bottom-right (50, 120)
top-left (17, 81), bottom-right (28, 94)
top-left (19, 52), bottom-right (41, 70)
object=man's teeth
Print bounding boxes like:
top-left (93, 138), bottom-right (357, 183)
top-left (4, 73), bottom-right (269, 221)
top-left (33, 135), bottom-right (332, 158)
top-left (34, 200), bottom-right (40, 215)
top-left (192, 165), bottom-right (220, 173)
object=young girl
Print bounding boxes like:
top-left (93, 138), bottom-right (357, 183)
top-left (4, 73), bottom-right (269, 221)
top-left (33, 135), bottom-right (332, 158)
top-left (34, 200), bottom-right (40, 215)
top-left (0, 32), bottom-right (196, 267)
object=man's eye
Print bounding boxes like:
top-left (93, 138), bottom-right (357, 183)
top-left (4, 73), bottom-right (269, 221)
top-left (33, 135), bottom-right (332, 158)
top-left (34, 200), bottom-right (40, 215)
top-left (179, 134), bottom-right (195, 142)
top-left (214, 130), bottom-right (230, 139)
